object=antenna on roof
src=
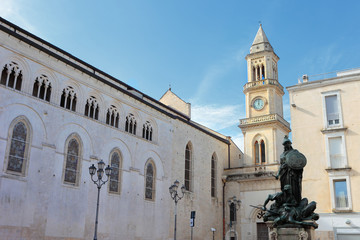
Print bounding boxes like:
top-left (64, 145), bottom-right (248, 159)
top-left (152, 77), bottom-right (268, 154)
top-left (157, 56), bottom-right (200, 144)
top-left (169, 83), bottom-right (171, 91)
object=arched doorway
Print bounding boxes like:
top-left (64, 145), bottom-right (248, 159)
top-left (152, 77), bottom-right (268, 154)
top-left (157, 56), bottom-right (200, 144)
top-left (225, 229), bottom-right (238, 240)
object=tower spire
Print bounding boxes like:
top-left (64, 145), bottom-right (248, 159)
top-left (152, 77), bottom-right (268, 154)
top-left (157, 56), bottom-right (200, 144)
top-left (250, 24), bottom-right (273, 54)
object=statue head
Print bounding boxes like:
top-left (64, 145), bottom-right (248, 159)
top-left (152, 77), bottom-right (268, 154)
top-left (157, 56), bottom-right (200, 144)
top-left (283, 135), bottom-right (293, 151)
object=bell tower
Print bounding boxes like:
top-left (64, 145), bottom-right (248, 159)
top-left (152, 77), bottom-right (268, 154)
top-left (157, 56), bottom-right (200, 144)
top-left (239, 24), bottom-right (290, 166)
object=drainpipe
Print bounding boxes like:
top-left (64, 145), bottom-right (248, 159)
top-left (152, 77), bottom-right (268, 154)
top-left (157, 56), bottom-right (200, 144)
top-left (222, 177), bottom-right (226, 240)
top-left (227, 137), bottom-right (231, 169)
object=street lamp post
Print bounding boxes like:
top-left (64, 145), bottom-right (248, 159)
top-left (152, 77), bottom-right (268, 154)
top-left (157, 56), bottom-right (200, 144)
top-left (228, 196), bottom-right (241, 229)
top-left (89, 160), bottom-right (112, 240)
top-left (169, 180), bottom-right (186, 240)
top-left (211, 228), bottom-right (216, 240)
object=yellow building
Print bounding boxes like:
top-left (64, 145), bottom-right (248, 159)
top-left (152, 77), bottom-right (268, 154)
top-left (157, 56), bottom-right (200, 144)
top-left (287, 69), bottom-right (360, 239)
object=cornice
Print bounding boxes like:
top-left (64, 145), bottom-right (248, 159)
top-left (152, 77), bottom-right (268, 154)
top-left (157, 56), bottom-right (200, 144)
top-left (243, 79), bottom-right (284, 95)
top-left (287, 74), bottom-right (360, 92)
top-left (239, 113), bottom-right (291, 133)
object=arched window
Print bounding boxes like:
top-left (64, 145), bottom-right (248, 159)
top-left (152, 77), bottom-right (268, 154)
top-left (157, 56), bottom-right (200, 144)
top-left (211, 153), bottom-right (217, 197)
top-left (261, 65), bottom-right (265, 79)
top-left (106, 105), bottom-right (119, 128)
top-left (109, 150), bottom-right (122, 194)
top-left (184, 143), bottom-right (192, 191)
top-left (63, 136), bottom-right (81, 185)
top-left (142, 121), bottom-right (153, 141)
top-left (254, 141), bottom-right (260, 164)
top-left (261, 140), bottom-right (266, 163)
top-left (252, 67), bottom-right (256, 82)
top-left (125, 113), bottom-right (137, 135)
top-left (0, 62), bottom-right (23, 90)
top-left (84, 96), bottom-right (99, 120)
top-left (60, 86), bottom-right (77, 111)
top-left (254, 139), bottom-right (266, 164)
top-left (145, 161), bottom-right (156, 200)
top-left (6, 119), bottom-right (30, 175)
top-left (32, 74), bottom-right (51, 102)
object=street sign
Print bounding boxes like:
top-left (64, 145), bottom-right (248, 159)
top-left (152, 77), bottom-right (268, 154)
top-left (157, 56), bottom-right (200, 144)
top-left (190, 218), bottom-right (194, 227)
top-left (190, 211), bottom-right (196, 227)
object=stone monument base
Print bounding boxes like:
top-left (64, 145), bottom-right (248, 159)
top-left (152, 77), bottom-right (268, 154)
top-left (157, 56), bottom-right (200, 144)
top-left (266, 222), bottom-right (316, 240)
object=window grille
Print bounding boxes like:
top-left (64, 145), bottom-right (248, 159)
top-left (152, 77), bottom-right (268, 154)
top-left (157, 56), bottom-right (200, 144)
top-left (32, 75), bottom-right (51, 101)
top-left (7, 121), bottom-right (29, 174)
top-left (145, 161), bottom-right (155, 200)
top-left (0, 62), bottom-right (23, 90)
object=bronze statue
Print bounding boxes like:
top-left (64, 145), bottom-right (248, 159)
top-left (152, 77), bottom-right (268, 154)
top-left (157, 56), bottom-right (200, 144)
top-left (253, 135), bottom-right (319, 228)
top-left (275, 136), bottom-right (306, 204)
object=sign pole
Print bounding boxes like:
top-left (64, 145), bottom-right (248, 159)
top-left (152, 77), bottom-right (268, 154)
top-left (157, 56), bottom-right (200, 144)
top-left (190, 211), bottom-right (196, 240)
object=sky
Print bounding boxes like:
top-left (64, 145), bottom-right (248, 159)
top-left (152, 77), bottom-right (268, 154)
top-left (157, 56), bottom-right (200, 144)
top-left (1, 0), bottom-right (360, 151)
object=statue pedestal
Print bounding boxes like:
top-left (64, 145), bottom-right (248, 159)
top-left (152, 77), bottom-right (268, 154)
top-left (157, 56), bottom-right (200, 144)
top-left (266, 222), bottom-right (316, 240)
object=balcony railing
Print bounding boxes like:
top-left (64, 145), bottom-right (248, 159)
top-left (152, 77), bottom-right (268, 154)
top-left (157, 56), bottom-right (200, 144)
top-left (243, 79), bottom-right (283, 91)
top-left (298, 67), bottom-right (360, 83)
top-left (239, 113), bottom-right (290, 129)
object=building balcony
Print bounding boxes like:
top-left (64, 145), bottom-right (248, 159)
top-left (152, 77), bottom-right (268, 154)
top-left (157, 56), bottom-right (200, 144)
top-left (224, 163), bottom-right (279, 181)
top-left (239, 113), bottom-right (290, 130)
top-left (243, 79), bottom-right (284, 93)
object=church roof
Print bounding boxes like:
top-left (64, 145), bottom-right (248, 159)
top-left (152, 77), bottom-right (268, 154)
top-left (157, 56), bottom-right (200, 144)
top-left (250, 24), bottom-right (274, 54)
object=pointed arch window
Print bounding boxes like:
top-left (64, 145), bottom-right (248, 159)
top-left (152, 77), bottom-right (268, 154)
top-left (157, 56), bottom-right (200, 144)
top-left (254, 140), bottom-right (266, 164)
top-left (256, 66), bottom-right (260, 80)
top-left (125, 113), bottom-right (137, 135)
top-left (254, 141), bottom-right (260, 164)
top-left (145, 161), bottom-right (156, 200)
top-left (63, 136), bottom-right (81, 185)
top-left (142, 121), bottom-right (153, 141)
top-left (60, 86), bottom-right (77, 111)
top-left (252, 66), bottom-right (256, 82)
top-left (261, 140), bottom-right (266, 163)
top-left (6, 119), bottom-right (30, 175)
top-left (106, 105), bottom-right (119, 128)
top-left (185, 143), bottom-right (192, 191)
top-left (0, 62), bottom-right (23, 90)
top-left (109, 150), bottom-right (122, 193)
top-left (32, 74), bottom-right (51, 102)
top-left (211, 153), bottom-right (217, 197)
top-left (84, 96), bottom-right (99, 120)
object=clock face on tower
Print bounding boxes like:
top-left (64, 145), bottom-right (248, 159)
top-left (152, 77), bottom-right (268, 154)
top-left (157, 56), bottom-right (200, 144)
top-left (253, 98), bottom-right (265, 110)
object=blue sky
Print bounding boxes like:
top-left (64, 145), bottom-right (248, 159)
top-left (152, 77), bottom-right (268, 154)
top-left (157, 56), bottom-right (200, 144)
top-left (1, 0), bottom-right (360, 150)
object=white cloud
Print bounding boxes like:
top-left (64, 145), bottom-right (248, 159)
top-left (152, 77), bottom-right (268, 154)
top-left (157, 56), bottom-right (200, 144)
top-left (0, 0), bottom-right (37, 33)
top-left (192, 46), bottom-right (247, 102)
top-left (191, 104), bottom-right (243, 131)
top-left (191, 103), bottom-right (245, 151)
top-left (302, 44), bottom-right (342, 75)
top-left (230, 133), bottom-right (244, 152)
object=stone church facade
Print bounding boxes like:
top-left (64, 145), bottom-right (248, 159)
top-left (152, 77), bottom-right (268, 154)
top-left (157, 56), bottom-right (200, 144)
top-left (0, 17), bottom-right (242, 240)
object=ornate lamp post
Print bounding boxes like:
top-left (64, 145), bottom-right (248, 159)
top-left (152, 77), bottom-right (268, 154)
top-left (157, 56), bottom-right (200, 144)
top-left (211, 227), bottom-right (216, 240)
top-left (228, 196), bottom-right (241, 228)
top-left (89, 160), bottom-right (112, 240)
top-left (169, 180), bottom-right (186, 240)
